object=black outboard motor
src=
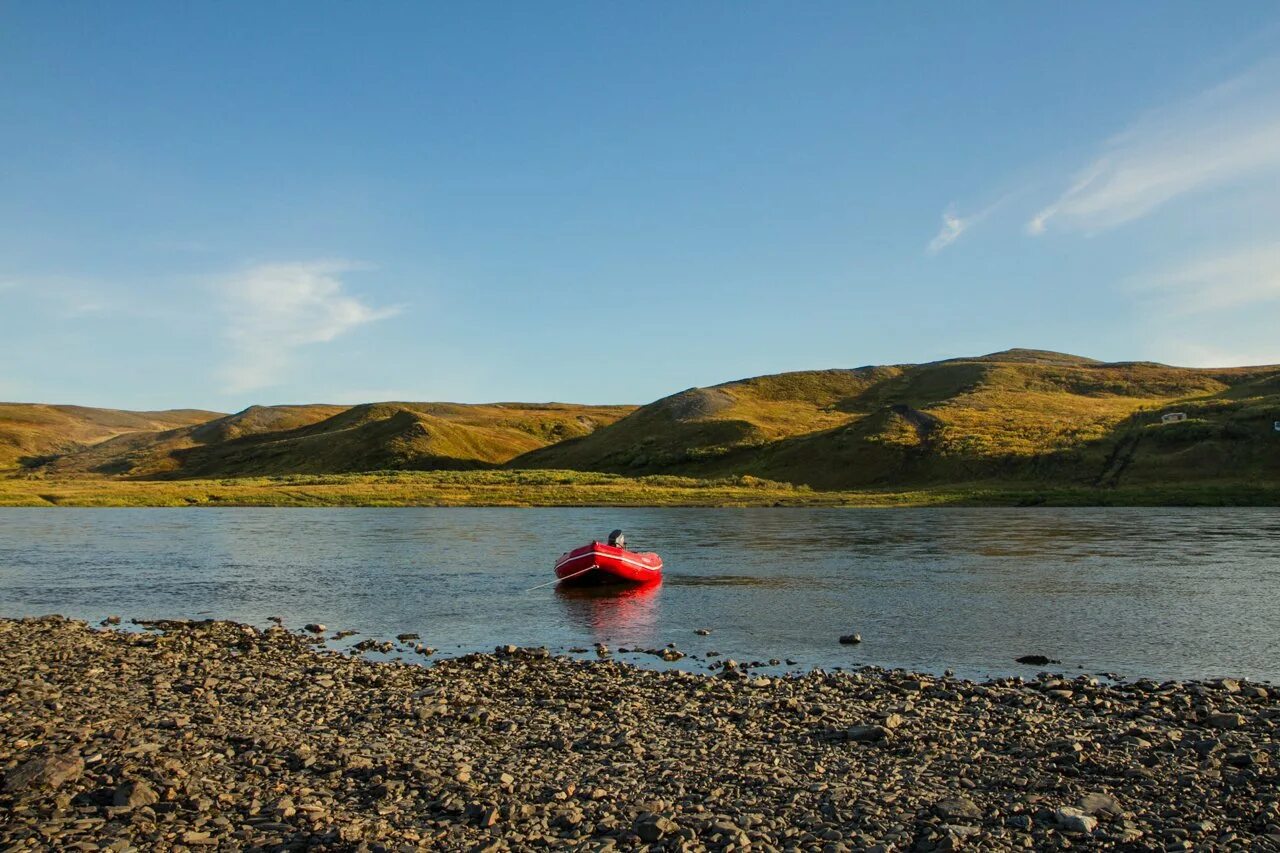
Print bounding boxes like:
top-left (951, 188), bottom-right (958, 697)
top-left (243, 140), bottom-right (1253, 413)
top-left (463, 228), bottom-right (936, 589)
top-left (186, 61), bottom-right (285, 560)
top-left (607, 529), bottom-right (626, 549)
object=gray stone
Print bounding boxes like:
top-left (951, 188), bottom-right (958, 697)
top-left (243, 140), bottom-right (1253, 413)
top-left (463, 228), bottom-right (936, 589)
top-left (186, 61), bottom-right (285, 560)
top-left (847, 724), bottom-right (890, 742)
top-left (1055, 806), bottom-right (1097, 834)
top-left (1078, 791), bottom-right (1121, 818)
top-left (933, 797), bottom-right (982, 822)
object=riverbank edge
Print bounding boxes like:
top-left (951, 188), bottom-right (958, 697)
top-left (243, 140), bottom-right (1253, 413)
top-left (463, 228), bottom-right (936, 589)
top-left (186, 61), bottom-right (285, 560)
top-left (2, 615), bottom-right (1278, 851)
top-left (2, 471), bottom-right (1279, 507)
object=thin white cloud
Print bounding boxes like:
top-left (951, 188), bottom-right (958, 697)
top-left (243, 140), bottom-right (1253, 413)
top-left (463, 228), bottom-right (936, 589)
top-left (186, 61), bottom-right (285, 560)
top-left (219, 261), bottom-right (400, 394)
top-left (1134, 244), bottom-right (1280, 316)
top-left (927, 207), bottom-right (969, 254)
top-left (1030, 63), bottom-right (1280, 234)
top-left (1134, 244), bottom-right (1280, 368)
top-left (926, 193), bottom-right (1021, 254)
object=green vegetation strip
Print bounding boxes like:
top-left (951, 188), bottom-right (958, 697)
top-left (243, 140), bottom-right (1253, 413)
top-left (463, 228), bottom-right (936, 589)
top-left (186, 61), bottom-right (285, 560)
top-left (2, 470), bottom-right (1278, 507)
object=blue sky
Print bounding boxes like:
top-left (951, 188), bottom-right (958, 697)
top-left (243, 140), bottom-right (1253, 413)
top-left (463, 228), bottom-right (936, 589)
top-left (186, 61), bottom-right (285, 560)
top-left (3, 2), bottom-right (1280, 411)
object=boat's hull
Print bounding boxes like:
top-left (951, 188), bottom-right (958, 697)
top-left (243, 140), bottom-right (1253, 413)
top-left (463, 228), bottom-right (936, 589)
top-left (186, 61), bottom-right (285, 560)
top-left (554, 542), bottom-right (663, 585)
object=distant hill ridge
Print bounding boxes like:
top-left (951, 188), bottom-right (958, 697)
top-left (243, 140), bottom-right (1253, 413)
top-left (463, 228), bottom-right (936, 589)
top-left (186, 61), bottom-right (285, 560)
top-left (513, 349), bottom-right (1280, 488)
top-left (0, 404), bottom-right (221, 470)
top-left (30, 401), bottom-right (633, 478)
top-left (5, 348), bottom-right (1279, 489)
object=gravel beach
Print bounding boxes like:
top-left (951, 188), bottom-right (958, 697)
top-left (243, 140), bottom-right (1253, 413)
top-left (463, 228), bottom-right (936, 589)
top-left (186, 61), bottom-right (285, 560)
top-left (1, 616), bottom-right (1277, 852)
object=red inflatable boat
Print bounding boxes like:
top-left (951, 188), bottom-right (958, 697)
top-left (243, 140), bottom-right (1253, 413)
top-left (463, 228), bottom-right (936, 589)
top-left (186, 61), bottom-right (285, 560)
top-left (554, 541), bottom-right (663, 586)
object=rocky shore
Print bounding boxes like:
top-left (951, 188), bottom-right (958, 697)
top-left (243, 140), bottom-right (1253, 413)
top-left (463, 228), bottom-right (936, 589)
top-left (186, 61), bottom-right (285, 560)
top-left (2, 617), bottom-right (1278, 852)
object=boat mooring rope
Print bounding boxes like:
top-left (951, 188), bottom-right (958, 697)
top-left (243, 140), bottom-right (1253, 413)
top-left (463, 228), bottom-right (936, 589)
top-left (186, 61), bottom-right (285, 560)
top-left (525, 565), bottom-right (594, 592)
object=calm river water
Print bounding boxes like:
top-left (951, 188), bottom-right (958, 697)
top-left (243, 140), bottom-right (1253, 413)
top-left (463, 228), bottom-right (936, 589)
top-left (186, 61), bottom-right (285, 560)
top-left (1, 507), bottom-right (1277, 681)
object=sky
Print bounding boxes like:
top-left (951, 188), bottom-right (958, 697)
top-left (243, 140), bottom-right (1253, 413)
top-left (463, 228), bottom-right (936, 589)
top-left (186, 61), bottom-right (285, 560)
top-left (3, 2), bottom-right (1280, 411)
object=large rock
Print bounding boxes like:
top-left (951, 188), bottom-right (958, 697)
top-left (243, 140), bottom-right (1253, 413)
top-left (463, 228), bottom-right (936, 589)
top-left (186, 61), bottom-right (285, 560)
top-left (634, 813), bottom-right (678, 842)
top-left (847, 724), bottom-right (890, 742)
top-left (1206, 712), bottom-right (1245, 729)
top-left (113, 779), bottom-right (160, 809)
top-left (1055, 806), bottom-right (1098, 834)
top-left (1078, 791), bottom-right (1122, 818)
top-left (933, 796), bottom-right (982, 822)
top-left (1015, 654), bottom-right (1060, 665)
top-left (3, 753), bottom-right (84, 794)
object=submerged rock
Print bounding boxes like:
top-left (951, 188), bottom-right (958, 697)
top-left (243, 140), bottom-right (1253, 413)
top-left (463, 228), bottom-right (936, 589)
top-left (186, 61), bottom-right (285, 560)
top-left (1015, 654), bottom-right (1061, 665)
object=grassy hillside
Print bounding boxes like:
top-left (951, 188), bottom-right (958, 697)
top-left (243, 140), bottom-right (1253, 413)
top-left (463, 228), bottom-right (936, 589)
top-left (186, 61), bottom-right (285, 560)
top-left (8, 349), bottom-right (1279, 501)
top-left (0, 404), bottom-right (222, 471)
top-left (39, 402), bottom-right (634, 478)
top-left (515, 366), bottom-right (900, 472)
top-left (514, 350), bottom-right (1280, 490)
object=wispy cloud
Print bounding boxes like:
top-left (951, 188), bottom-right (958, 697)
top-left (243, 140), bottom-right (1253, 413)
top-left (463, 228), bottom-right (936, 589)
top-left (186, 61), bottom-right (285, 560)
top-left (1030, 63), bottom-right (1280, 234)
top-left (1134, 244), bottom-right (1280, 368)
top-left (219, 261), bottom-right (400, 394)
top-left (1134, 243), bottom-right (1280, 316)
top-left (925, 194), bottom-right (1016, 254)
top-left (927, 206), bottom-right (969, 254)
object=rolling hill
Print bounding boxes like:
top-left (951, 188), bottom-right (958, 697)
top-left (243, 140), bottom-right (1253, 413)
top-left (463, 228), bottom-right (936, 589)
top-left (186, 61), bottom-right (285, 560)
top-left (32, 402), bottom-right (634, 478)
top-left (7, 349), bottom-right (1279, 495)
top-left (0, 404), bottom-right (222, 470)
top-left (513, 349), bottom-right (1280, 489)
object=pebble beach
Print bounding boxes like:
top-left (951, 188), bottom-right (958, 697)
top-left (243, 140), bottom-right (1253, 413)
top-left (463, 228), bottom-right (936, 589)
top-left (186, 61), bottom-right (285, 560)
top-left (2, 616), bottom-right (1278, 852)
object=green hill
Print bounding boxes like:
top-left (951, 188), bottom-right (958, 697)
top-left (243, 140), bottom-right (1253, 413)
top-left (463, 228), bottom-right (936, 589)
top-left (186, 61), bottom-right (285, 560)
top-left (0, 404), bottom-right (222, 470)
top-left (513, 350), bottom-right (1280, 489)
top-left (36, 402), bottom-right (634, 478)
top-left (8, 349), bottom-right (1280, 496)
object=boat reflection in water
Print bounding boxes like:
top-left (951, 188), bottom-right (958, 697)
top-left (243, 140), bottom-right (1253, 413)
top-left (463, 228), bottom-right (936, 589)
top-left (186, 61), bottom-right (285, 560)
top-left (554, 581), bottom-right (662, 644)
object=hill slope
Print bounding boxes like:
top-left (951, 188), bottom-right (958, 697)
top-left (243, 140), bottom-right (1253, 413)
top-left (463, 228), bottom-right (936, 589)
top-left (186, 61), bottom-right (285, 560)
top-left (513, 350), bottom-right (1280, 489)
top-left (40, 402), bottom-right (634, 478)
top-left (0, 404), bottom-right (222, 471)
top-left (12, 349), bottom-right (1280, 492)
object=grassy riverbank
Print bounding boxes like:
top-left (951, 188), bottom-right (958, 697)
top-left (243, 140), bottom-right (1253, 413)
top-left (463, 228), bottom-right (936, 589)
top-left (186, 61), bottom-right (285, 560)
top-left (1, 470), bottom-right (1278, 507)
top-left (2, 616), bottom-right (1277, 850)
